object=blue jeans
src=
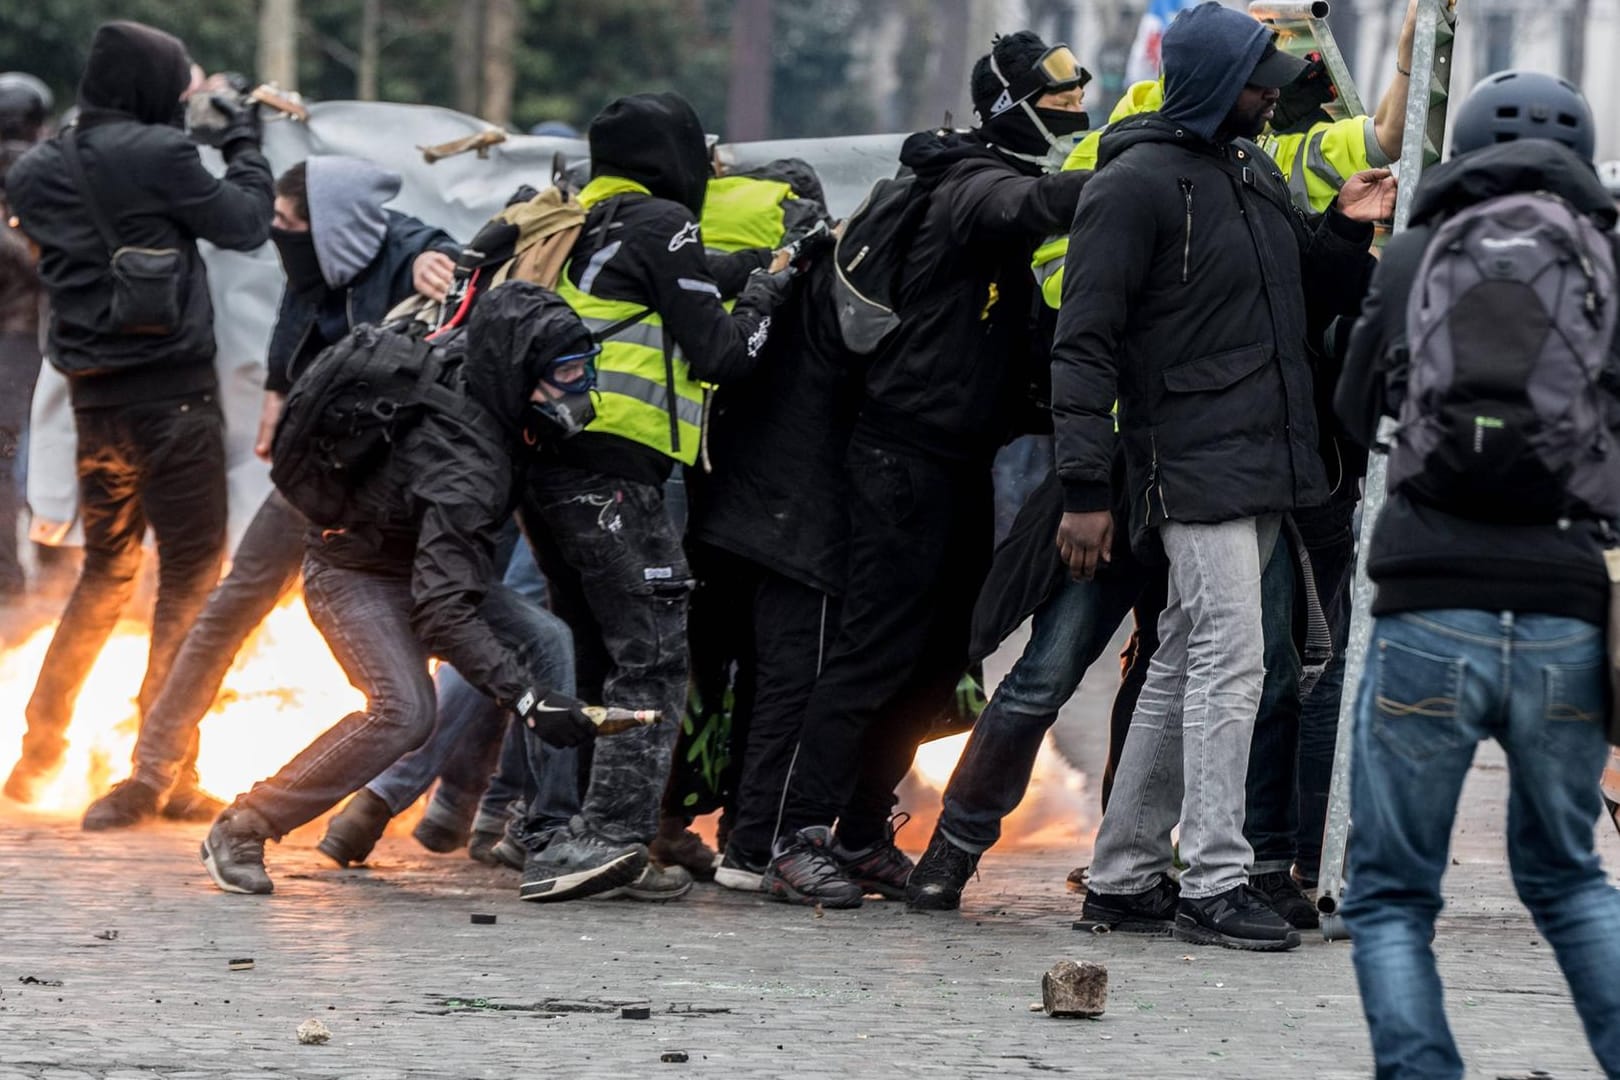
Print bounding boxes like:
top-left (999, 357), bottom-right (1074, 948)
top-left (241, 557), bottom-right (569, 835)
top-left (366, 541), bottom-right (574, 828)
top-left (1342, 610), bottom-right (1620, 1080)
top-left (991, 435), bottom-right (1053, 547)
top-left (938, 564), bottom-right (1142, 853)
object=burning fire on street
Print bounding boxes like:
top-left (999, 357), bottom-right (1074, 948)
top-left (0, 598), bottom-right (1095, 858)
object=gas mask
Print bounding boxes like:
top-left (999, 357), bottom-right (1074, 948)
top-left (520, 348), bottom-right (599, 447)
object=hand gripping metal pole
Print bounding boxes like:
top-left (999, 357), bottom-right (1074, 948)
top-left (1314, 0), bottom-right (1457, 943)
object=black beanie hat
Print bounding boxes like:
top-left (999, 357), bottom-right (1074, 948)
top-left (970, 31), bottom-right (1051, 124)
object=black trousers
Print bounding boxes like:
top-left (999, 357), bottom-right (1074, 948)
top-left (776, 434), bottom-right (993, 847)
top-left (0, 330), bottom-right (43, 595)
top-left (20, 391), bottom-right (226, 785)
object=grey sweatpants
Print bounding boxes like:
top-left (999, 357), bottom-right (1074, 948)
top-left (1088, 514), bottom-right (1279, 901)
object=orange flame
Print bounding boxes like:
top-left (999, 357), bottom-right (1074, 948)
top-left (0, 596), bottom-right (362, 816)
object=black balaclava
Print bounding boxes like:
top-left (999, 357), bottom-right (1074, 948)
top-left (1270, 57), bottom-right (1336, 134)
top-left (970, 31), bottom-right (1090, 165)
top-left (77, 21), bottom-right (191, 127)
top-left (271, 229), bottom-right (325, 296)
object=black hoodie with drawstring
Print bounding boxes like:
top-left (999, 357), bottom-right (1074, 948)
top-left (5, 21), bottom-right (273, 408)
top-left (539, 92), bottom-right (790, 487)
top-left (1049, 16), bottom-right (1376, 547)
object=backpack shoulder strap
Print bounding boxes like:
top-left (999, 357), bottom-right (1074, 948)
top-left (59, 129), bottom-right (124, 257)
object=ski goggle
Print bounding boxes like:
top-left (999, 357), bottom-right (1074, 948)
top-left (988, 43), bottom-right (1091, 118)
top-left (540, 345), bottom-right (600, 396)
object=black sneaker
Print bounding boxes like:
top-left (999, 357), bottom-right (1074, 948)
top-left (200, 805), bottom-right (275, 895)
top-left (1074, 876), bottom-right (1181, 935)
top-left (762, 826), bottom-right (864, 909)
top-left (648, 817), bottom-right (719, 882)
top-left (904, 829), bottom-right (980, 912)
top-left (82, 779), bottom-right (162, 831)
top-left (1250, 870), bottom-right (1320, 930)
top-left (714, 845), bottom-right (767, 892)
top-left (413, 817), bottom-right (468, 854)
top-left (832, 813), bottom-right (915, 900)
top-left (161, 785), bottom-right (225, 823)
top-left (469, 829), bottom-right (520, 868)
top-left (316, 789), bottom-right (392, 867)
top-left (598, 862), bottom-right (694, 902)
top-left (1174, 885), bottom-right (1302, 952)
top-left (519, 832), bottom-right (647, 903)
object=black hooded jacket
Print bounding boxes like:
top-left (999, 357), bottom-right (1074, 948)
top-left (1050, 108), bottom-right (1375, 547)
top-left (5, 22), bottom-right (273, 408)
top-left (540, 92), bottom-right (780, 486)
top-left (309, 284), bottom-right (594, 710)
top-left (860, 129), bottom-right (1088, 460)
top-left (1335, 140), bottom-right (1619, 624)
top-left (687, 258), bottom-right (862, 595)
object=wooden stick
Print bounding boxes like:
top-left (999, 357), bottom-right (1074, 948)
top-left (418, 129), bottom-right (508, 164)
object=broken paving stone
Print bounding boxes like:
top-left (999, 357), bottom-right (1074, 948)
top-left (622, 1006), bottom-right (652, 1020)
top-left (296, 1018), bottom-right (331, 1045)
top-left (470, 913), bottom-right (497, 925)
top-left (228, 958), bottom-right (254, 972)
top-left (661, 1052), bottom-right (689, 1063)
top-left (93, 930), bottom-right (119, 941)
top-left (18, 976), bottom-right (63, 987)
top-left (1042, 960), bottom-right (1107, 1019)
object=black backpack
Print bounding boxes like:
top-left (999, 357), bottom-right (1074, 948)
top-left (831, 172), bottom-right (930, 355)
top-left (270, 321), bottom-right (475, 528)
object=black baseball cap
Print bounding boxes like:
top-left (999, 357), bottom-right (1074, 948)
top-left (1248, 40), bottom-right (1310, 89)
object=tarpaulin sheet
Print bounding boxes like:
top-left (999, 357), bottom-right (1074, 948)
top-left (27, 101), bottom-right (907, 548)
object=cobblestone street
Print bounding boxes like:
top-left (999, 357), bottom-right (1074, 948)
top-left (1, 743), bottom-right (1617, 1079)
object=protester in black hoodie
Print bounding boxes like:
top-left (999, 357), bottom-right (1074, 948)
top-left (759, 31), bottom-right (1091, 909)
top-left (1054, 2), bottom-right (1387, 951)
top-left (514, 92), bottom-right (794, 905)
top-left (2, 22), bottom-right (272, 808)
top-left (1334, 71), bottom-right (1620, 1077)
top-left (199, 284), bottom-right (602, 895)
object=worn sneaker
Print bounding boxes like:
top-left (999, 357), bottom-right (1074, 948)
top-left (1250, 870), bottom-right (1320, 930)
top-left (161, 785), bottom-right (225, 823)
top-left (762, 826), bottom-right (864, 909)
top-left (82, 779), bottom-right (162, 831)
top-left (715, 845), bottom-right (768, 892)
top-left (469, 829), bottom-right (523, 869)
top-left (413, 817), bottom-right (469, 854)
top-left (316, 789), bottom-right (392, 867)
top-left (1065, 865), bottom-right (1089, 893)
top-left (1175, 885), bottom-right (1302, 952)
top-left (519, 832), bottom-right (647, 903)
top-left (1074, 876), bottom-right (1181, 935)
top-left (649, 817), bottom-right (719, 882)
top-left (200, 805), bottom-right (275, 895)
top-left (905, 830), bottom-right (981, 912)
top-left (598, 862), bottom-right (694, 902)
top-left (833, 813), bottom-right (915, 900)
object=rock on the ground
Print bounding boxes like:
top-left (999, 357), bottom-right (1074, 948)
top-left (296, 1018), bottom-right (332, 1045)
top-left (1042, 960), bottom-right (1107, 1018)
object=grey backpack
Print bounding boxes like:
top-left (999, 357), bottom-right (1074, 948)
top-left (1390, 192), bottom-right (1620, 523)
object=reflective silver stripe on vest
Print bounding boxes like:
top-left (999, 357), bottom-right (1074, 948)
top-left (578, 314), bottom-right (665, 352)
top-left (1034, 256), bottom-right (1064, 286)
top-left (596, 369), bottom-right (705, 428)
top-left (678, 277), bottom-right (721, 297)
top-left (577, 240), bottom-right (623, 294)
top-left (1286, 147), bottom-right (1312, 209)
top-left (1304, 129), bottom-right (1345, 190)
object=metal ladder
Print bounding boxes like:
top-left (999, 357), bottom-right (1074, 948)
top-left (1314, 0), bottom-right (1459, 942)
top-left (1250, 0), bottom-right (1368, 118)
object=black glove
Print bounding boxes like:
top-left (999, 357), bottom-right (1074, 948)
top-left (782, 219), bottom-right (834, 272)
top-left (515, 688), bottom-right (595, 748)
top-left (210, 93), bottom-right (262, 152)
top-left (737, 266), bottom-right (795, 316)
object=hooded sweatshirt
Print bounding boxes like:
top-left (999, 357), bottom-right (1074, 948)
top-left (5, 21), bottom-right (272, 406)
top-left (1159, 2), bottom-right (1272, 142)
top-left (539, 92), bottom-right (781, 486)
top-left (1336, 139), bottom-right (1619, 624)
top-left (264, 156), bottom-right (457, 394)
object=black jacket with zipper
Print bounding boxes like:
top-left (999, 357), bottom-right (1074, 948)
top-left (1335, 140), bottom-right (1619, 625)
top-left (5, 23), bottom-right (272, 409)
top-left (859, 130), bottom-right (1088, 461)
top-left (1051, 113), bottom-right (1375, 547)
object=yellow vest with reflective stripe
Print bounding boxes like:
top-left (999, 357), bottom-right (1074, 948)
top-left (1257, 115), bottom-right (1386, 214)
top-left (702, 175), bottom-right (793, 253)
top-left (558, 176), bottom-right (707, 465)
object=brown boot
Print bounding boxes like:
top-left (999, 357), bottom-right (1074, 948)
top-left (316, 789), bottom-right (393, 867)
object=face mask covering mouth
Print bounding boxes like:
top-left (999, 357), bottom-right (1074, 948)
top-left (271, 227), bottom-right (325, 294)
top-left (521, 346), bottom-right (599, 446)
top-left (985, 44), bottom-right (1092, 171)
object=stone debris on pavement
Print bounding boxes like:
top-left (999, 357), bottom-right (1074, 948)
top-left (660, 1051), bottom-right (690, 1063)
top-left (621, 1006), bottom-right (652, 1020)
top-left (92, 929), bottom-right (118, 941)
top-left (1041, 959), bottom-right (1107, 1018)
top-left (470, 912), bottom-right (497, 925)
top-left (227, 957), bottom-right (254, 971)
top-left (296, 1018), bottom-right (332, 1045)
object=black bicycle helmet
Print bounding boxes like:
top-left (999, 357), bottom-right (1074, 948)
top-left (1450, 69), bottom-right (1593, 160)
top-left (0, 72), bottom-right (52, 141)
